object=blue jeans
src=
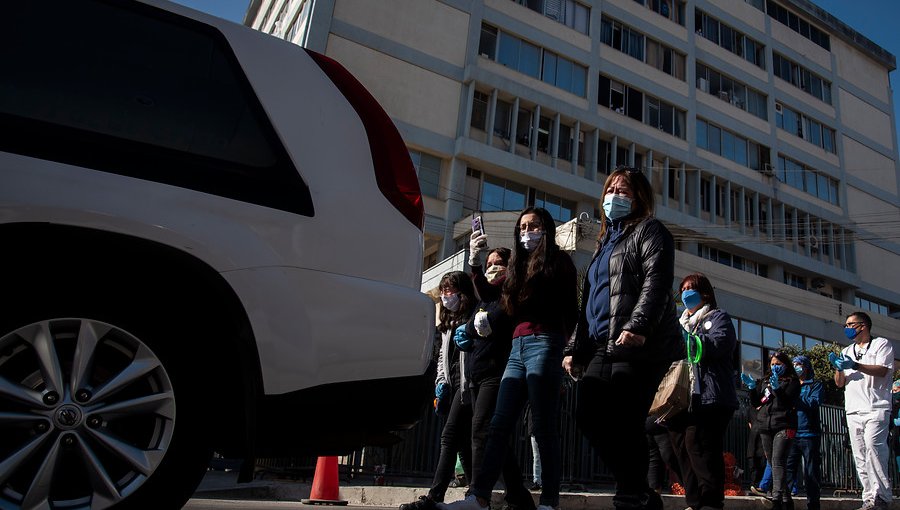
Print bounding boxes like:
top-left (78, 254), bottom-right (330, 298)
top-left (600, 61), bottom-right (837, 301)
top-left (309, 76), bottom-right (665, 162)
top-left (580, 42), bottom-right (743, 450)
top-left (470, 334), bottom-right (564, 507)
top-left (786, 435), bottom-right (820, 510)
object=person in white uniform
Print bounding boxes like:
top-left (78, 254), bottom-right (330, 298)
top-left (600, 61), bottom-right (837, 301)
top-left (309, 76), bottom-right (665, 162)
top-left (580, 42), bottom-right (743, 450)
top-left (830, 311), bottom-right (894, 510)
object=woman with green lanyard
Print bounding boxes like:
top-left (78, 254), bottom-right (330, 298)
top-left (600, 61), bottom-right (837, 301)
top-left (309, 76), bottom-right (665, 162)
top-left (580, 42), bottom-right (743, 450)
top-left (667, 273), bottom-right (739, 510)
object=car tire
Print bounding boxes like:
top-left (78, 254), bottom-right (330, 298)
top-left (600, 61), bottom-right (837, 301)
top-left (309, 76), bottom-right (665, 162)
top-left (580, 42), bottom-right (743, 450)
top-left (0, 278), bottom-right (214, 509)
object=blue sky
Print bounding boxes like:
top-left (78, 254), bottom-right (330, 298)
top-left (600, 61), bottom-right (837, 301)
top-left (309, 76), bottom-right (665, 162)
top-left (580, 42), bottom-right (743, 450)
top-left (171, 0), bottom-right (900, 150)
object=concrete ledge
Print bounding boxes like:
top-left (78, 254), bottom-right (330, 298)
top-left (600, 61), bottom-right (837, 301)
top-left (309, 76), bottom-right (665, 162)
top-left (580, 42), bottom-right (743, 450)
top-left (195, 473), bottom-right (898, 510)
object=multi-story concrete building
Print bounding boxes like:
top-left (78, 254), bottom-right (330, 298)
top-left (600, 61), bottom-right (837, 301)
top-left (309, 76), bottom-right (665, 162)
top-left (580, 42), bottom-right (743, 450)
top-left (245, 0), bottom-right (900, 373)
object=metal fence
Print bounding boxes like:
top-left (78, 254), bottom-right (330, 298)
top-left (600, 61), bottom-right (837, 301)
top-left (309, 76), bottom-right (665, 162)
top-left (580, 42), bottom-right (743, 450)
top-left (258, 388), bottom-right (893, 494)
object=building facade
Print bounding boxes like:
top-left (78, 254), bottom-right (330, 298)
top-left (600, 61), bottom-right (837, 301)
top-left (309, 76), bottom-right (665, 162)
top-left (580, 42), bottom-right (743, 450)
top-left (245, 0), bottom-right (900, 373)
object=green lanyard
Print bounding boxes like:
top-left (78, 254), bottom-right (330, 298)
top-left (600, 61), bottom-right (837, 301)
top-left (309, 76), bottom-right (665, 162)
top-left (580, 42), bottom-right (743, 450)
top-left (682, 329), bottom-right (702, 364)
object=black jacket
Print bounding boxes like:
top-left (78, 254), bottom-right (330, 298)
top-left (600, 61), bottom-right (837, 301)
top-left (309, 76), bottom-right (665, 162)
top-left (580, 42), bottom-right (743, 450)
top-left (566, 217), bottom-right (681, 364)
top-left (750, 376), bottom-right (800, 433)
top-left (464, 266), bottom-right (514, 384)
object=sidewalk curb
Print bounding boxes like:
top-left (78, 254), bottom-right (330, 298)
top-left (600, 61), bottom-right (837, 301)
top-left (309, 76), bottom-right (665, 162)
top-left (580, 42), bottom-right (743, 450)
top-left (194, 478), bottom-right (897, 509)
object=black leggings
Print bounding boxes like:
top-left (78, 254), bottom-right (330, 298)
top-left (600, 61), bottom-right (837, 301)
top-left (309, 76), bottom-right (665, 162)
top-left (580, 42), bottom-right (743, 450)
top-left (470, 376), bottom-right (532, 507)
top-left (428, 389), bottom-right (472, 501)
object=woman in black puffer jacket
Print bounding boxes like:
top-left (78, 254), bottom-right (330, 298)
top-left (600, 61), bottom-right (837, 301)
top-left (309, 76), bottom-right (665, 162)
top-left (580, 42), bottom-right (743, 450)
top-left (563, 167), bottom-right (681, 510)
top-left (744, 351), bottom-right (800, 510)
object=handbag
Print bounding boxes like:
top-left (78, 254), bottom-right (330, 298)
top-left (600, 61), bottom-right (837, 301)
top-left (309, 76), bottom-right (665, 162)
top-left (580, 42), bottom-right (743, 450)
top-left (648, 359), bottom-right (691, 421)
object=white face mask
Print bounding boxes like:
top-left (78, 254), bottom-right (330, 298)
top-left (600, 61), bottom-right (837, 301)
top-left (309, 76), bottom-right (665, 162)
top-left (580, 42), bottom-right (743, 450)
top-left (485, 264), bottom-right (507, 284)
top-left (441, 293), bottom-right (460, 312)
top-left (520, 231), bottom-right (543, 252)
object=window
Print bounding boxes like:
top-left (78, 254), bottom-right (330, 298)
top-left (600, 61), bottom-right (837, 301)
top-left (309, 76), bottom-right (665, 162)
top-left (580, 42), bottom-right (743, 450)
top-left (634, 0), bottom-right (685, 25)
top-left (484, 24), bottom-right (587, 96)
top-left (471, 91), bottom-right (489, 131)
top-left (409, 150), bottom-right (441, 198)
top-left (479, 24), bottom-right (498, 59)
top-left (533, 190), bottom-right (576, 222)
top-left (599, 75), bottom-right (686, 139)
top-left (601, 17), bottom-right (686, 81)
top-left (512, 0), bottom-right (590, 34)
top-left (542, 50), bottom-right (586, 96)
top-left (764, 0), bottom-right (830, 50)
top-left (695, 11), bottom-right (765, 69)
top-left (855, 295), bottom-right (891, 316)
top-left (495, 100), bottom-right (512, 139)
top-left (700, 179), bottom-right (711, 212)
top-left (697, 119), bottom-right (770, 171)
top-left (696, 63), bottom-right (767, 120)
top-left (777, 155), bottom-right (839, 204)
top-left (480, 174), bottom-right (527, 212)
top-left (784, 271), bottom-right (807, 290)
top-left (773, 53), bottom-right (832, 104)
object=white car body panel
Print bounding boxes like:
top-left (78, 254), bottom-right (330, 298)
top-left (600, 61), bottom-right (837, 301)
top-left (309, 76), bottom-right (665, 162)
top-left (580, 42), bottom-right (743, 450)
top-left (0, 0), bottom-right (434, 396)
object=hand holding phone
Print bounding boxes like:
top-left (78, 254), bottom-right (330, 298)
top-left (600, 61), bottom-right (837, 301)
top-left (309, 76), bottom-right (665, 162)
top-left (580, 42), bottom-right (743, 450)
top-left (472, 215), bottom-right (484, 236)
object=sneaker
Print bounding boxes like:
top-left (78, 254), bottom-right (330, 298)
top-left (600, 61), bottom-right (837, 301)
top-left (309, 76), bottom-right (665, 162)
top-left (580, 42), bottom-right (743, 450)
top-left (873, 498), bottom-right (890, 510)
top-left (855, 500), bottom-right (876, 510)
top-left (529, 482), bottom-right (542, 491)
top-left (536, 505), bottom-right (558, 510)
top-left (750, 487), bottom-right (767, 497)
top-left (437, 495), bottom-right (489, 510)
top-left (400, 496), bottom-right (438, 510)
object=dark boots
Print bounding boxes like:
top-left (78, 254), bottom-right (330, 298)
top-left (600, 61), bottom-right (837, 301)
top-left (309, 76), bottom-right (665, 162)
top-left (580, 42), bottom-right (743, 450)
top-left (612, 489), bottom-right (663, 510)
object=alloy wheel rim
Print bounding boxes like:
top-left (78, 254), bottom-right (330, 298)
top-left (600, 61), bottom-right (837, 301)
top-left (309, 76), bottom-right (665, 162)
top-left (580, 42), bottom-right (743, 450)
top-left (0, 318), bottom-right (175, 509)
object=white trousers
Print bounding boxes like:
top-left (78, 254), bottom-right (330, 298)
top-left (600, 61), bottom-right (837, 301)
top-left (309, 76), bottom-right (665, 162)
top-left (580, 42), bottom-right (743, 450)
top-left (846, 409), bottom-right (891, 503)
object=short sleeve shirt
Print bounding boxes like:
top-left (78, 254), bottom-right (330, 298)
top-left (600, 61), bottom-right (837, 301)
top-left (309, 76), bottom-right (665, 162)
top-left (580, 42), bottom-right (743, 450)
top-left (841, 336), bottom-right (894, 414)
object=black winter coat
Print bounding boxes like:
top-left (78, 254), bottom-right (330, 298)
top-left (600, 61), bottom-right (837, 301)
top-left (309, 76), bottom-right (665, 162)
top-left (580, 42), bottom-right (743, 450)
top-left (750, 376), bottom-right (800, 433)
top-left (566, 217), bottom-right (681, 364)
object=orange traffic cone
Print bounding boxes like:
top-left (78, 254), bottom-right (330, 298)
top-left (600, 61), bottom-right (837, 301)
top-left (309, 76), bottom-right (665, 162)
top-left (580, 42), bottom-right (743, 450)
top-left (302, 456), bottom-right (348, 505)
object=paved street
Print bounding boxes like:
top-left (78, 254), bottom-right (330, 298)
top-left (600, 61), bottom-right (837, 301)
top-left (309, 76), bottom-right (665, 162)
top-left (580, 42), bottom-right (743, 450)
top-left (187, 502), bottom-right (381, 510)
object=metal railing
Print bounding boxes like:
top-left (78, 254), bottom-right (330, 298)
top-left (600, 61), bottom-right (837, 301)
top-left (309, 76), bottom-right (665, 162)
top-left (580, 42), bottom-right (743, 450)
top-left (258, 391), bottom-right (891, 494)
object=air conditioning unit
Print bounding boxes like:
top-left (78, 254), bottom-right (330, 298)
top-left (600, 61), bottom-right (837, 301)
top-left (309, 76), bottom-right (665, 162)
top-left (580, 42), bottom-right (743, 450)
top-left (761, 163), bottom-right (775, 176)
top-left (718, 91), bottom-right (730, 101)
top-left (775, 103), bottom-right (783, 114)
top-left (698, 77), bottom-right (710, 93)
top-left (808, 235), bottom-right (820, 250)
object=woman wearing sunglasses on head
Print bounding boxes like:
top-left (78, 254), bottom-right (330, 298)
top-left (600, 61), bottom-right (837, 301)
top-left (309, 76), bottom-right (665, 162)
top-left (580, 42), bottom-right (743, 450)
top-left (563, 167), bottom-right (682, 510)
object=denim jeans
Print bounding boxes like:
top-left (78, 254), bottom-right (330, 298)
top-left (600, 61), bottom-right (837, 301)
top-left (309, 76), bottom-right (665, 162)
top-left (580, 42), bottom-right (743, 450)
top-left (470, 334), bottom-right (564, 507)
top-left (785, 435), bottom-right (820, 510)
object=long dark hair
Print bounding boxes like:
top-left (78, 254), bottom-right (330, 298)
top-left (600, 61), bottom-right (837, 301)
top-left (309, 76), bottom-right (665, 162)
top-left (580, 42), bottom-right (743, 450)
top-left (679, 272), bottom-right (718, 309)
top-left (767, 351), bottom-right (799, 381)
top-left (597, 167), bottom-right (655, 241)
top-left (501, 207), bottom-right (558, 317)
top-left (437, 271), bottom-right (476, 333)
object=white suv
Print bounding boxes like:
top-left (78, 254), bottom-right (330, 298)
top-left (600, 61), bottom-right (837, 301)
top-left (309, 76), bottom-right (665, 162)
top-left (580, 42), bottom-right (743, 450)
top-left (0, 0), bottom-right (435, 508)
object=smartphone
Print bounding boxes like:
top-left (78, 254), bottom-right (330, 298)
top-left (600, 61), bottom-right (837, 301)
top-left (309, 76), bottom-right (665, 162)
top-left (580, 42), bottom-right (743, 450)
top-left (472, 215), bottom-right (484, 236)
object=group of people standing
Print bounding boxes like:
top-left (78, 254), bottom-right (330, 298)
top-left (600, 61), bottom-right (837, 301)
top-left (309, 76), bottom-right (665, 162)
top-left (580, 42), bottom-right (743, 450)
top-left (403, 166), bottom-right (895, 510)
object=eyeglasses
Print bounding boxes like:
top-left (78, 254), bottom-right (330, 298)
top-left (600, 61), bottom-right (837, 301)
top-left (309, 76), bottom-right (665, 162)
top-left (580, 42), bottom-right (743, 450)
top-left (615, 165), bottom-right (641, 175)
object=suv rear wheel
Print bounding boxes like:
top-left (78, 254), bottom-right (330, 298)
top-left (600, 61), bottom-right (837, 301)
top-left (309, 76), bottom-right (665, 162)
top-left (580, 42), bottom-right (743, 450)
top-left (0, 315), bottom-right (211, 509)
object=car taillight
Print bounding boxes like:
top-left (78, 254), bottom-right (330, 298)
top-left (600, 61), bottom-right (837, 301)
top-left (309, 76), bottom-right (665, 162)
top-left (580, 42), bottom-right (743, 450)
top-left (306, 50), bottom-right (424, 231)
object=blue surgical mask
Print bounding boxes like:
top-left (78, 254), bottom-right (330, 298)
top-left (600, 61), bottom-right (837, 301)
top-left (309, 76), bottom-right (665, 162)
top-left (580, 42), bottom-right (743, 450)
top-left (603, 194), bottom-right (632, 221)
top-left (521, 231), bottom-right (543, 252)
top-left (844, 327), bottom-right (860, 340)
top-left (794, 365), bottom-right (804, 376)
top-left (681, 289), bottom-right (702, 310)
